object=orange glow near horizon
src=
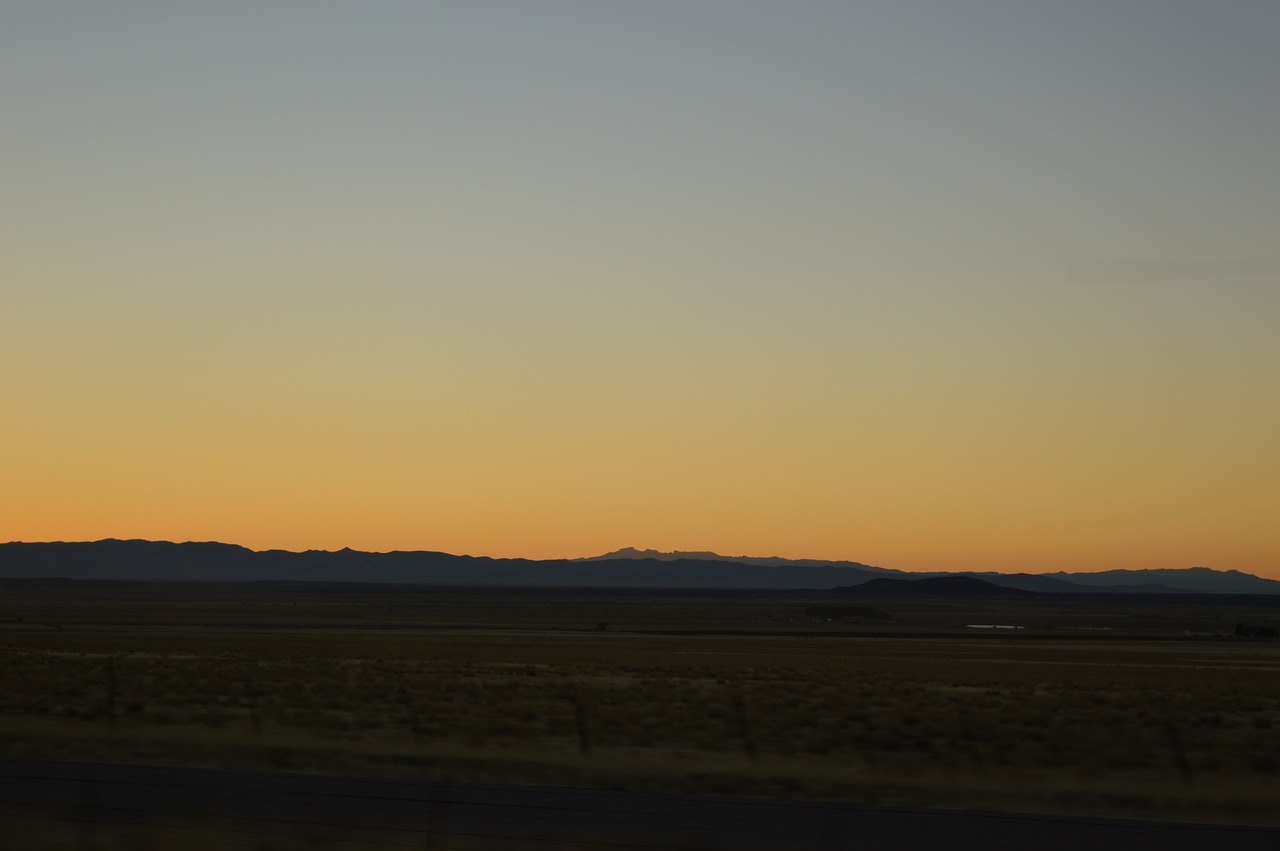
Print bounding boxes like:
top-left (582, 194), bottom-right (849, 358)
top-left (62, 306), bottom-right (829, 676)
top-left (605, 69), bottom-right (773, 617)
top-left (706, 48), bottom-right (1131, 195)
top-left (4, 303), bottom-right (1278, 581)
top-left (6, 426), bottom-right (1277, 579)
top-left (5, 312), bottom-right (1277, 580)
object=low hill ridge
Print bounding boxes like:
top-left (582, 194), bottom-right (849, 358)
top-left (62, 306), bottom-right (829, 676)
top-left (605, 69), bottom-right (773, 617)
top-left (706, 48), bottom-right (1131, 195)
top-left (837, 576), bottom-right (1039, 599)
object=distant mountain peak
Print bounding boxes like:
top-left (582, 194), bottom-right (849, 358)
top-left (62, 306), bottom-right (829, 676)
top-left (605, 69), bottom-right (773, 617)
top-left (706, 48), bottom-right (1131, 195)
top-left (580, 547), bottom-right (897, 574)
top-left (588, 547), bottom-right (738, 562)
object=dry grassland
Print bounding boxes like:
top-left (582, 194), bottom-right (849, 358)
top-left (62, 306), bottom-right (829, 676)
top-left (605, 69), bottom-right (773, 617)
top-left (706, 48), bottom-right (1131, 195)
top-left (1, 581), bottom-right (1278, 826)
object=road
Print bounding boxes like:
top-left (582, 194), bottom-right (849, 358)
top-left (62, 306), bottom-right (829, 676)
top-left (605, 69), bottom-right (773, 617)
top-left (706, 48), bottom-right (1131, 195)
top-left (0, 759), bottom-right (1275, 850)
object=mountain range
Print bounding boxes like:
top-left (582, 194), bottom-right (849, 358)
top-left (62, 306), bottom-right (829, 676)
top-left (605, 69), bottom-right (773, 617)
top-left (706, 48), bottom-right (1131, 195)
top-left (1, 540), bottom-right (1277, 595)
top-left (584, 548), bottom-right (1280, 594)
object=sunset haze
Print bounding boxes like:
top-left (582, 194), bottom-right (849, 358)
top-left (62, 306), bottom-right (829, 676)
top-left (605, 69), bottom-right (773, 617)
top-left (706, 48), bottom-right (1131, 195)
top-left (4, 2), bottom-right (1278, 578)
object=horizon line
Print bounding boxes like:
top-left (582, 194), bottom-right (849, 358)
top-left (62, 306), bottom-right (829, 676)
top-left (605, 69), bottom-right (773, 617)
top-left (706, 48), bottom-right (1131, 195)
top-left (0, 538), bottom-right (1236, 578)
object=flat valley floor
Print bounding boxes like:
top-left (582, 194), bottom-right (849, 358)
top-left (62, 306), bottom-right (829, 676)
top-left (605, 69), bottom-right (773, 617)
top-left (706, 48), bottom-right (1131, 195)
top-left (1, 580), bottom-right (1278, 846)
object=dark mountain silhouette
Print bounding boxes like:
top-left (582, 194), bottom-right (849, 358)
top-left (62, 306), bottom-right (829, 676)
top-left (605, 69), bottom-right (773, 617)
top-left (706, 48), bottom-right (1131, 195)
top-left (931, 572), bottom-right (1183, 595)
top-left (580, 548), bottom-right (1277, 594)
top-left (0, 540), bottom-right (880, 589)
top-left (1, 540), bottom-right (1275, 594)
top-left (1038, 566), bottom-right (1280, 595)
top-left (582, 547), bottom-right (900, 573)
top-left (836, 576), bottom-right (1040, 599)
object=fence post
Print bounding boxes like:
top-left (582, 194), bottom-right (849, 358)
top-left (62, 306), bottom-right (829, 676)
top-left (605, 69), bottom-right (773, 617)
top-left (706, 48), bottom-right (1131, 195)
top-left (732, 693), bottom-right (758, 762)
top-left (570, 686), bottom-right (592, 755)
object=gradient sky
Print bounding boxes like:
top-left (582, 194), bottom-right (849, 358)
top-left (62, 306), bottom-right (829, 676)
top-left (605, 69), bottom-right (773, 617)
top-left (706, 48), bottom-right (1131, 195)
top-left (4, 2), bottom-right (1278, 576)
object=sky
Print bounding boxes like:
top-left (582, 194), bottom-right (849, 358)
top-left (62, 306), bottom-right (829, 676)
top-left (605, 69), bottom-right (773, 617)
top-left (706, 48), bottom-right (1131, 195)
top-left (3, 2), bottom-right (1278, 577)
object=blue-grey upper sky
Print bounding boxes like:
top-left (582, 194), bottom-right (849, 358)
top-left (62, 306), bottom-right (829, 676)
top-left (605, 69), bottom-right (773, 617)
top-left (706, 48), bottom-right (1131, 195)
top-left (8, 1), bottom-right (1277, 265)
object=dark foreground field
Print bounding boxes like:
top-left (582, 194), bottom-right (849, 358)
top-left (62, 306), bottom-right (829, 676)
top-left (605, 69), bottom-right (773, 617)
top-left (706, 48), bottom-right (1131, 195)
top-left (1, 581), bottom-right (1278, 845)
